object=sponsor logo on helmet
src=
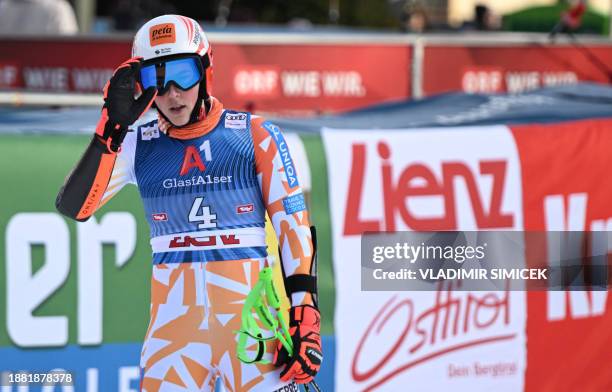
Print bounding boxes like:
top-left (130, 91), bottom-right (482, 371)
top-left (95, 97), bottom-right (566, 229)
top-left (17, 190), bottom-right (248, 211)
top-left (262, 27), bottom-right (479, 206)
top-left (149, 23), bottom-right (176, 46)
top-left (154, 48), bottom-right (172, 56)
top-left (192, 22), bottom-right (201, 46)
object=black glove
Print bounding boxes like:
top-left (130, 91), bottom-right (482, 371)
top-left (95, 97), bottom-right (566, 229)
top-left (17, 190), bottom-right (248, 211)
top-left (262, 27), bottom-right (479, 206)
top-left (95, 57), bottom-right (157, 152)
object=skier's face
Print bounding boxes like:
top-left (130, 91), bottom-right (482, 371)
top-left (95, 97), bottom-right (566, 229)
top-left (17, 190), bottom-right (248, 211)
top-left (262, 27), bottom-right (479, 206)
top-left (155, 84), bottom-right (199, 126)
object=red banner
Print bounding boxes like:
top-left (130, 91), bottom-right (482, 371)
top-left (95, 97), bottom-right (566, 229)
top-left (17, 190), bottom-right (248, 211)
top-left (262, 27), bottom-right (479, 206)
top-left (511, 119), bottom-right (612, 392)
top-left (0, 38), bottom-right (411, 114)
top-left (424, 46), bottom-right (612, 96)
top-left (324, 118), bottom-right (612, 390)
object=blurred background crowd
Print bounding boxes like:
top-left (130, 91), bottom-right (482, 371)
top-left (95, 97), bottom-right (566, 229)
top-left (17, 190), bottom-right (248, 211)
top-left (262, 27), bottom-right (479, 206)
top-left (0, 0), bottom-right (609, 37)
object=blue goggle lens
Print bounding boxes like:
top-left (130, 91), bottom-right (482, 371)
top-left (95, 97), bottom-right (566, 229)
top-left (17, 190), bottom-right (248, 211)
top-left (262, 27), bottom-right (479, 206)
top-left (140, 57), bottom-right (202, 94)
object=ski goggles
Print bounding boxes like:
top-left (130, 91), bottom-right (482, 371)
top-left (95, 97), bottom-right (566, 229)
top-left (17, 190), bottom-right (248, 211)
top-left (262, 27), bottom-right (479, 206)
top-left (139, 55), bottom-right (203, 95)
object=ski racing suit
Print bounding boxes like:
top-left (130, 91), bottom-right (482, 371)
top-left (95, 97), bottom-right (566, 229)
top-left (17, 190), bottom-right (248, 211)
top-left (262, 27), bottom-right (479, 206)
top-left (56, 97), bottom-right (316, 392)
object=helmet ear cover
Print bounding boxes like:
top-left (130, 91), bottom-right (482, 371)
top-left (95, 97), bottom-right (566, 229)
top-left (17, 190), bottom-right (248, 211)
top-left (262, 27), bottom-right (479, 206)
top-left (199, 52), bottom-right (212, 98)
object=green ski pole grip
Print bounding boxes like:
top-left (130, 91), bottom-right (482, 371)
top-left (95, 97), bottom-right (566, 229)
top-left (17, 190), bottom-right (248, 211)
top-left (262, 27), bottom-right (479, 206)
top-left (236, 266), bottom-right (294, 363)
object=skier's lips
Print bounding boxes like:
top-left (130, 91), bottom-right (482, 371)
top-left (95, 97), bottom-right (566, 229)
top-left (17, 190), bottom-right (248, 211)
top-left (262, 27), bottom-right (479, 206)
top-left (169, 105), bottom-right (187, 114)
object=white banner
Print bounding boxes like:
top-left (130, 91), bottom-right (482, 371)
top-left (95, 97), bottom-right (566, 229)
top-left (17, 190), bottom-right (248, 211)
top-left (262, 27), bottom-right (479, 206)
top-left (323, 126), bottom-right (526, 391)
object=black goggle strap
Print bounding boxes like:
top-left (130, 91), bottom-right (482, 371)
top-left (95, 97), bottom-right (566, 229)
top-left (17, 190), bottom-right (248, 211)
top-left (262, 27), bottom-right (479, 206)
top-left (154, 62), bottom-right (166, 92)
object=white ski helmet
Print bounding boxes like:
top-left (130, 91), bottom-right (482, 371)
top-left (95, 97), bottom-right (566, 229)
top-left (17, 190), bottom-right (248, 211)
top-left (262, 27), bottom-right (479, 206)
top-left (132, 15), bottom-right (214, 124)
top-left (132, 14), bottom-right (211, 61)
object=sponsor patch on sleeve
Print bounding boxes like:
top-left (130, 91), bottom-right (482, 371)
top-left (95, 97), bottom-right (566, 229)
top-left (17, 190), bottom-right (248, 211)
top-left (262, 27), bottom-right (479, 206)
top-left (282, 193), bottom-right (307, 215)
top-left (262, 121), bottom-right (299, 189)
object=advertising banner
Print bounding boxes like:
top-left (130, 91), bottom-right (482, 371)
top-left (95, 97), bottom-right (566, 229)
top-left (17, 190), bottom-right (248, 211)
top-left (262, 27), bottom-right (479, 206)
top-left (423, 45), bottom-right (612, 96)
top-left (0, 39), bottom-right (410, 114)
top-left (0, 134), bottom-right (152, 391)
top-left (511, 119), bottom-right (612, 392)
top-left (4, 37), bottom-right (612, 112)
top-left (323, 127), bottom-right (527, 391)
top-left (323, 119), bottom-right (612, 390)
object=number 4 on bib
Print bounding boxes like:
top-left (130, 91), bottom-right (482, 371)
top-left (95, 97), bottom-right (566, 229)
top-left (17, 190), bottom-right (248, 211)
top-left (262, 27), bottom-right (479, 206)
top-left (189, 196), bottom-right (217, 229)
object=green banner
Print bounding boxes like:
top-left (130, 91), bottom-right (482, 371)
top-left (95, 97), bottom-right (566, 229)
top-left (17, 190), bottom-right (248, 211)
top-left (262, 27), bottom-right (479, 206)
top-left (0, 132), bottom-right (334, 349)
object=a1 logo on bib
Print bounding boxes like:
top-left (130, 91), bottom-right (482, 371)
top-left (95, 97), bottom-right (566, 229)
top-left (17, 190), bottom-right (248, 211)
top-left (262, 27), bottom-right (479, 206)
top-left (179, 140), bottom-right (213, 176)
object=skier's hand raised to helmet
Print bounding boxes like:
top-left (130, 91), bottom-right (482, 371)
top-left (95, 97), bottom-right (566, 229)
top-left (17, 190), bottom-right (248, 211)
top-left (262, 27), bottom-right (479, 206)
top-left (95, 57), bottom-right (157, 153)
